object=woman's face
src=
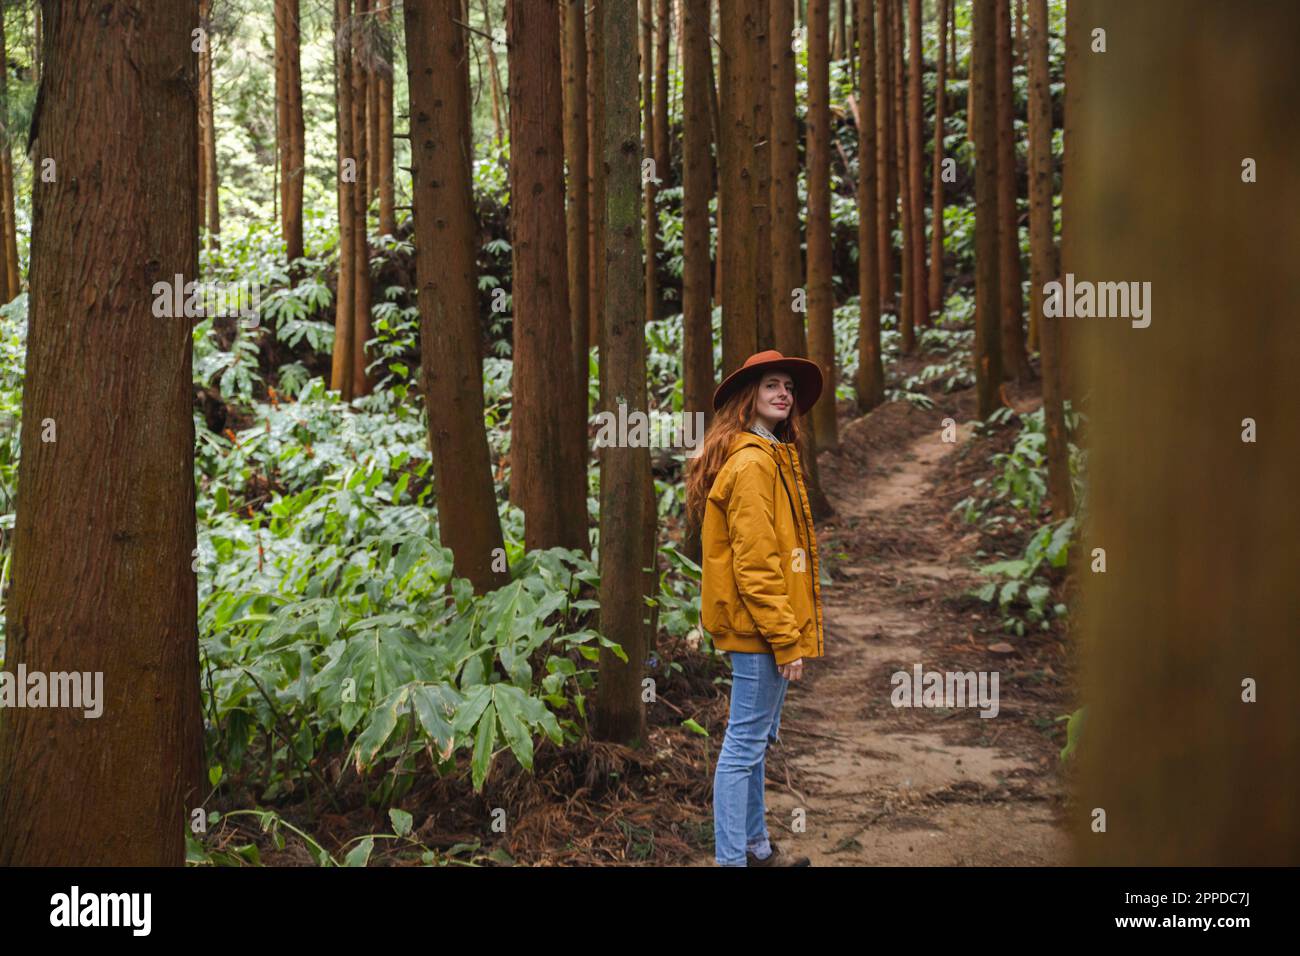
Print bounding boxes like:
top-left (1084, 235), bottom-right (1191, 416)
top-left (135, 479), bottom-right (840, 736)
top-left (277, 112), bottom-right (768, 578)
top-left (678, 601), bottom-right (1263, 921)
top-left (753, 372), bottom-right (796, 431)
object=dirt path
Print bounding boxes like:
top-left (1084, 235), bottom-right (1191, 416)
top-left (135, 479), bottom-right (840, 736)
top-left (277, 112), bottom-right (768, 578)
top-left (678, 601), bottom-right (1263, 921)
top-left (692, 396), bottom-right (1072, 866)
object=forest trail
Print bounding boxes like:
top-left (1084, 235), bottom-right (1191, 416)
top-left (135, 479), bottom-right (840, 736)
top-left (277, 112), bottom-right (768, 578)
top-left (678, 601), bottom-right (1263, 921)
top-left (690, 395), bottom-right (1072, 866)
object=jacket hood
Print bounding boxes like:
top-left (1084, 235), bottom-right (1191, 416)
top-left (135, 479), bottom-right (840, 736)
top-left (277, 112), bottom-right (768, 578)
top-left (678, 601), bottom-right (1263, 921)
top-left (726, 430), bottom-right (782, 461)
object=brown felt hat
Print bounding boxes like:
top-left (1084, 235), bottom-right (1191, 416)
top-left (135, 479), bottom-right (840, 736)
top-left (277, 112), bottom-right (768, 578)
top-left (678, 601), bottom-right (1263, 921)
top-left (712, 350), bottom-right (824, 416)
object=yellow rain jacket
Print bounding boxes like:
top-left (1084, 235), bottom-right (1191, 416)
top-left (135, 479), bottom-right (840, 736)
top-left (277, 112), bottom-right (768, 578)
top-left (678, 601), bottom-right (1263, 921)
top-left (700, 431), bottom-right (825, 665)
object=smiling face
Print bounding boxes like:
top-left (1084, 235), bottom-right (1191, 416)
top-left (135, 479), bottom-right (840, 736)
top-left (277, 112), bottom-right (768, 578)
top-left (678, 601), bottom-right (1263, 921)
top-left (752, 371), bottom-right (796, 433)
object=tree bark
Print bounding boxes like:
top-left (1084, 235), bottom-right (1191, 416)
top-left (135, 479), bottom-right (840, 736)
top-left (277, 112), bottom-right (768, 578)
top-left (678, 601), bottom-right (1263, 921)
top-left (971, 0), bottom-right (1001, 417)
top-left (351, 0), bottom-right (373, 397)
top-left (641, 0), bottom-right (658, 325)
top-left (995, 0), bottom-right (1029, 378)
top-left (717, 0), bottom-right (764, 372)
top-left (0, 2), bottom-right (19, 301)
top-left (563, 0), bottom-right (590, 415)
top-left (891, 0), bottom-right (913, 352)
top-left (856, 0), bottom-right (884, 412)
top-left (200, 0), bottom-right (220, 250)
top-left (481, 0), bottom-right (506, 147)
top-left (681, 0), bottom-right (712, 562)
top-left (508, 0), bottom-right (588, 552)
top-left (1071, 0), bottom-right (1300, 865)
top-left (874, 0), bottom-right (894, 313)
top-left (593, 0), bottom-right (650, 746)
top-left (928, 0), bottom-right (948, 316)
top-left (906, 0), bottom-right (927, 330)
top-left (403, 0), bottom-right (511, 594)
top-left (332, 0), bottom-right (356, 399)
top-left (587, 0), bottom-right (606, 352)
top-left (377, 0), bottom-right (396, 237)
top-left (0, 0), bottom-right (204, 866)
top-left (806, 0), bottom-right (836, 449)
top-left (276, 0), bottom-right (306, 263)
top-left (1026, 0), bottom-right (1069, 519)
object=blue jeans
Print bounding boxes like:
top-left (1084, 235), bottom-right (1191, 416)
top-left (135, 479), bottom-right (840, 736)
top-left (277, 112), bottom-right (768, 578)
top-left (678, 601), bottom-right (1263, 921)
top-left (712, 651), bottom-right (790, 866)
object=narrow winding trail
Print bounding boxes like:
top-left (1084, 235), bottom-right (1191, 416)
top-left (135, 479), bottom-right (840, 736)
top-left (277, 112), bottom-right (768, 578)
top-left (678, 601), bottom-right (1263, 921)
top-left (693, 394), bottom-right (1072, 866)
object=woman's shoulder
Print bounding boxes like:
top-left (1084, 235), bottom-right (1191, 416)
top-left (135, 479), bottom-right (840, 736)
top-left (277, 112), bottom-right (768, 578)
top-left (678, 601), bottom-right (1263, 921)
top-left (708, 446), bottom-right (776, 502)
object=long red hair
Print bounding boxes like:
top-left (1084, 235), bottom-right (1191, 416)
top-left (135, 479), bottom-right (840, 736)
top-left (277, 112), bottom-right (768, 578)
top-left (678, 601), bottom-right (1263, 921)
top-left (685, 378), bottom-right (806, 528)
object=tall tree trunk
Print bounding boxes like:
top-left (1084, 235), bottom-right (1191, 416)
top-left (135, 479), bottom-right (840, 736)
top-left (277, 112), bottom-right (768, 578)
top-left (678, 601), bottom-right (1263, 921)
top-left (681, 0), bottom-right (712, 561)
top-left (707, 24), bottom-right (723, 305)
top-left (351, 0), bottom-right (373, 397)
top-left (0, 2), bottom-right (19, 301)
top-left (332, 0), bottom-right (356, 399)
top-left (641, 0), bottom-right (658, 325)
top-left (874, 0), bottom-right (894, 312)
top-left (775, 0), bottom-right (832, 514)
top-left (481, 0), bottom-right (506, 147)
top-left (833, 0), bottom-right (846, 60)
top-left (403, 0), bottom-right (510, 594)
top-left (197, 0), bottom-right (210, 251)
top-left (366, 5), bottom-right (380, 209)
top-left (717, 0), bottom-right (764, 372)
top-left (928, 0), bottom-right (948, 316)
top-left (564, 0), bottom-right (590, 412)
top-left (995, 0), bottom-right (1029, 378)
top-left (892, 0), bottom-right (914, 352)
top-left (1058, 0), bottom-right (1081, 402)
top-left (654, 0), bottom-right (671, 180)
top-left (587, 0), bottom-right (606, 352)
top-left (856, 0), bottom-right (884, 412)
top-left (0, 0), bottom-right (204, 866)
top-left (971, 0), bottom-right (1001, 417)
top-left (948, 0), bottom-right (956, 81)
top-left (275, 0), bottom-right (305, 264)
top-left (1072, 0), bottom-right (1300, 865)
top-left (593, 0), bottom-right (650, 746)
top-left (508, 0), bottom-right (588, 552)
top-left (199, 0), bottom-right (220, 250)
top-left (1025, 0), bottom-right (1069, 519)
top-left (752, 0), bottom-right (772, 354)
top-left (906, 0), bottom-right (927, 330)
top-left (807, 0), bottom-right (836, 448)
top-left (377, 0), bottom-right (396, 237)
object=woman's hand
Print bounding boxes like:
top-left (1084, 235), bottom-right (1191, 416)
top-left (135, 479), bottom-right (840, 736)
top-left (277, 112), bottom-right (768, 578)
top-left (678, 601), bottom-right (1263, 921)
top-left (779, 658), bottom-right (804, 681)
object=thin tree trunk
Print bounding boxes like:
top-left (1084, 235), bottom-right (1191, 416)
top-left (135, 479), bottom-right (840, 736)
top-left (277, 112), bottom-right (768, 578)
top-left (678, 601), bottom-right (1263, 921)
top-left (807, 0), bottom-right (836, 448)
top-left (481, 0), bottom-right (506, 147)
top-left (377, 0), bottom-right (396, 237)
top-left (995, 0), bottom-right (1028, 379)
top-left (971, 0), bottom-right (1001, 417)
top-left (564, 0), bottom-right (590, 410)
top-left (642, 0), bottom-right (658, 324)
top-left (587, 0), bottom-right (606, 351)
top-left (874, 0), bottom-right (893, 312)
top-left (892, 0), bottom-right (914, 352)
top-left (717, 0), bottom-right (764, 372)
top-left (332, 0), bottom-right (356, 399)
top-left (0, 0), bottom-right (204, 865)
top-left (654, 0), bottom-right (670, 179)
top-left (1058, 0), bottom-right (1081, 401)
top-left (1025, 0), bottom-right (1069, 519)
top-left (0, 2), bottom-right (19, 301)
top-left (351, 0), bottom-right (373, 397)
top-left (200, 0), bottom-right (220, 250)
top-left (752, 0), bottom-right (772, 353)
top-left (928, 0), bottom-right (948, 316)
top-left (366, 5), bottom-right (380, 209)
top-left (594, 0), bottom-right (650, 746)
top-left (682, 0), bottom-right (712, 562)
top-left (276, 0), bottom-right (306, 264)
top-left (906, 0), bottom-right (927, 329)
top-left (857, 0), bottom-right (884, 412)
top-left (708, 22), bottom-right (723, 305)
top-left (403, 0), bottom-right (510, 594)
top-left (508, 0), bottom-right (588, 552)
top-left (1072, 0), bottom-right (1300, 865)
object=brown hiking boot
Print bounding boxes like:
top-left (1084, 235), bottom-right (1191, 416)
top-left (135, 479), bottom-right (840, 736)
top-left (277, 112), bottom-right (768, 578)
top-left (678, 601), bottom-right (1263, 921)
top-left (746, 841), bottom-right (811, 867)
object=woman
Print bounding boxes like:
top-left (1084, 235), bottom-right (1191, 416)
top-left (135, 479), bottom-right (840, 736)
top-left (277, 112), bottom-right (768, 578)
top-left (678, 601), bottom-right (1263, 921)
top-left (686, 349), bottom-right (826, 867)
